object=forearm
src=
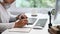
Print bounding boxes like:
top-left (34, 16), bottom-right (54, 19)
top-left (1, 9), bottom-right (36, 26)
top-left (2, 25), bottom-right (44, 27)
top-left (0, 23), bottom-right (15, 32)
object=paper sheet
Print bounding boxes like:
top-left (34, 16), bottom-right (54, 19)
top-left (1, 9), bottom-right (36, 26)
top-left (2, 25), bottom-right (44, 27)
top-left (9, 27), bottom-right (32, 33)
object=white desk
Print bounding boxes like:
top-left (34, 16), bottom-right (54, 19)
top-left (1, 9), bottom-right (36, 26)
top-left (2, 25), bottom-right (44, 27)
top-left (2, 13), bottom-right (50, 34)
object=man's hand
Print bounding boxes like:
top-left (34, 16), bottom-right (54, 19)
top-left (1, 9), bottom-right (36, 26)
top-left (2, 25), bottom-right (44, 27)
top-left (16, 13), bottom-right (28, 20)
top-left (14, 19), bottom-right (28, 28)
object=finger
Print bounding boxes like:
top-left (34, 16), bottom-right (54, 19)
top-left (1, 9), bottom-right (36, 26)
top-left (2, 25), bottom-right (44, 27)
top-left (19, 19), bottom-right (28, 24)
top-left (23, 15), bottom-right (28, 19)
top-left (21, 14), bottom-right (28, 19)
top-left (21, 19), bottom-right (27, 21)
top-left (23, 20), bottom-right (28, 24)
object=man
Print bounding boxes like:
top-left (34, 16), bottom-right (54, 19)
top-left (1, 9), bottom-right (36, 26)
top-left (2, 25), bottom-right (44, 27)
top-left (0, 0), bottom-right (28, 33)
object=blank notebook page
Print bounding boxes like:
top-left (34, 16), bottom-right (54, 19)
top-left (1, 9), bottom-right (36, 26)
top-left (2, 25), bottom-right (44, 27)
top-left (9, 28), bottom-right (32, 33)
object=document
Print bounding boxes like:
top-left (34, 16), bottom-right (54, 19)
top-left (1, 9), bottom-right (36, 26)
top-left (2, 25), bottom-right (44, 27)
top-left (9, 27), bottom-right (32, 33)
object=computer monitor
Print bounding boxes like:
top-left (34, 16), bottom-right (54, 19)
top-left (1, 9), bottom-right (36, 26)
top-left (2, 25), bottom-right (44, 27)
top-left (54, 0), bottom-right (60, 20)
top-left (52, 0), bottom-right (60, 25)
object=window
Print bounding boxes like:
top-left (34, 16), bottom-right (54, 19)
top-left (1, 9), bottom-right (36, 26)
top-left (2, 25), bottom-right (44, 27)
top-left (16, 0), bottom-right (56, 8)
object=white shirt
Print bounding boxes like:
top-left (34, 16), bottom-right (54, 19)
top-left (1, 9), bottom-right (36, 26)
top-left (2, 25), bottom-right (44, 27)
top-left (0, 4), bottom-right (15, 32)
top-left (0, 1), bottom-right (17, 23)
top-left (0, 4), bottom-right (10, 23)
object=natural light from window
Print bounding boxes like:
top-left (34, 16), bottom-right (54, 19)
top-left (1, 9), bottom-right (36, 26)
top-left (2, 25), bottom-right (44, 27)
top-left (16, 0), bottom-right (56, 8)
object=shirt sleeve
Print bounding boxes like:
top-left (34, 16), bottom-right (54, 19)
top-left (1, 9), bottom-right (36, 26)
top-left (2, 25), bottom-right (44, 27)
top-left (0, 22), bottom-right (15, 32)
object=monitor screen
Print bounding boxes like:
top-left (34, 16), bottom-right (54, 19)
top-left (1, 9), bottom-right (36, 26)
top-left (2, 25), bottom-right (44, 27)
top-left (52, 0), bottom-right (60, 25)
top-left (54, 0), bottom-right (60, 20)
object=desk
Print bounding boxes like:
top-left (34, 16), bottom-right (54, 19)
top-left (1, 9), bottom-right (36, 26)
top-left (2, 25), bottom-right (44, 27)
top-left (2, 13), bottom-right (50, 34)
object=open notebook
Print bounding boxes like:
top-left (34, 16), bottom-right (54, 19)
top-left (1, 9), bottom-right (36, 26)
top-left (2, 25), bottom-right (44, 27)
top-left (33, 19), bottom-right (47, 29)
top-left (9, 27), bottom-right (32, 33)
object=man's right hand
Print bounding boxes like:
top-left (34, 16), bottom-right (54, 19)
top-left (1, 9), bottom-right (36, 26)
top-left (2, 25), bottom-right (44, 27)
top-left (14, 19), bottom-right (28, 28)
top-left (16, 13), bottom-right (28, 20)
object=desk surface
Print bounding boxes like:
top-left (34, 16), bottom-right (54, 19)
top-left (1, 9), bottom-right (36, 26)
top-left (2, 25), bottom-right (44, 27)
top-left (2, 13), bottom-right (50, 34)
top-left (2, 28), bottom-right (49, 34)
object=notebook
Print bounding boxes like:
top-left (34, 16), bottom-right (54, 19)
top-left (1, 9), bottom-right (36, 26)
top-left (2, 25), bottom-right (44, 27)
top-left (27, 18), bottom-right (37, 25)
top-left (9, 27), bottom-right (32, 33)
top-left (33, 19), bottom-right (47, 29)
